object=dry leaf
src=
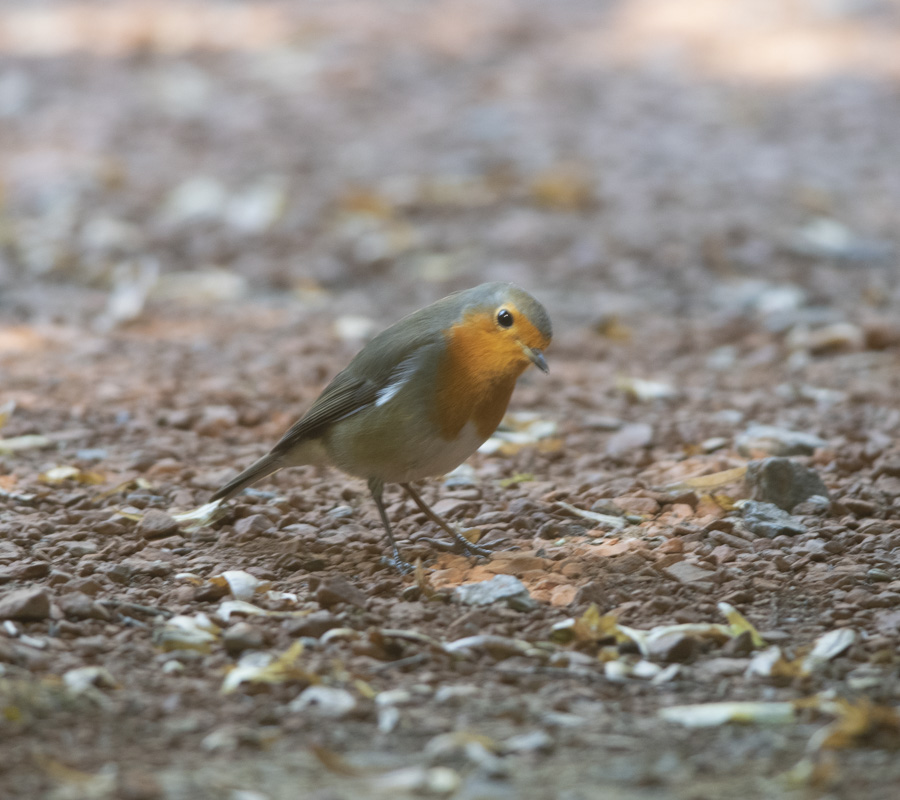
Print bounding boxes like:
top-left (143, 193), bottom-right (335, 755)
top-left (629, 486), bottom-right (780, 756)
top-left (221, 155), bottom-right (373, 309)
top-left (811, 698), bottom-right (900, 751)
top-left (171, 499), bottom-right (228, 531)
top-left (660, 701), bottom-right (797, 728)
top-left (39, 465), bottom-right (105, 485)
top-left (615, 376), bottom-right (677, 402)
top-left (221, 641), bottom-right (314, 694)
top-left (479, 413), bottom-right (557, 455)
top-left (555, 502), bottom-right (627, 531)
top-left (663, 466), bottom-right (748, 493)
top-left (0, 434), bottom-right (52, 453)
top-left (154, 613), bottom-right (221, 653)
top-left (803, 628), bottom-right (855, 673)
top-left (718, 602), bottom-right (766, 648)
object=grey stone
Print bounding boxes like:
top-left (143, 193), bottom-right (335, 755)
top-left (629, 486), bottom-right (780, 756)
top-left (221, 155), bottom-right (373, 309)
top-left (315, 576), bottom-right (368, 609)
top-left (57, 592), bottom-right (112, 621)
top-left (605, 423), bottom-right (653, 457)
top-left (137, 508), bottom-right (181, 539)
top-left (223, 622), bottom-right (265, 655)
top-left (661, 560), bottom-right (715, 589)
top-left (746, 457), bottom-right (830, 511)
top-left (647, 631), bottom-right (700, 663)
top-left (454, 574), bottom-right (536, 610)
top-left (233, 514), bottom-right (272, 537)
top-left (0, 587), bottom-right (51, 621)
top-left (742, 501), bottom-right (807, 538)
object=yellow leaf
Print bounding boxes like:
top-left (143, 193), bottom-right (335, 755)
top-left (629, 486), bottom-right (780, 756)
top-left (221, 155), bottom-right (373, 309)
top-left (815, 698), bottom-right (900, 751)
top-left (221, 641), bottom-right (314, 694)
top-left (718, 602), bottom-right (766, 648)
top-left (668, 466), bottom-right (748, 492)
top-left (498, 473), bottom-right (534, 488)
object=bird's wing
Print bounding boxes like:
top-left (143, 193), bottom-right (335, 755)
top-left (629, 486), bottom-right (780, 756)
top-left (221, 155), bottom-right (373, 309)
top-left (270, 336), bottom-right (439, 456)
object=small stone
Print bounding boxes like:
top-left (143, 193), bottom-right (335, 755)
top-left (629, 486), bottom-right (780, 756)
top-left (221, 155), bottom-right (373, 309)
top-left (223, 622), bottom-right (265, 654)
top-left (288, 686), bottom-right (357, 718)
top-left (100, 562), bottom-right (133, 584)
top-left (454, 574), bottom-right (536, 610)
top-left (695, 657), bottom-right (750, 678)
top-left (549, 584), bottom-right (578, 606)
top-left (315, 576), bottom-right (368, 609)
top-left (57, 592), bottom-right (112, 621)
top-left (611, 496), bottom-right (660, 516)
top-left (741, 501), bottom-right (807, 538)
top-left (745, 458), bottom-right (830, 511)
top-left (647, 631), bottom-right (700, 663)
top-left (843, 498), bottom-right (878, 517)
top-left (137, 509), bottom-right (181, 540)
top-left (282, 610), bottom-right (339, 639)
top-left (233, 514), bottom-right (272, 537)
top-left (736, 424), bottom-right (827, 457)
top-left (657, 537), bottom-right (684, 554)
top-left (0, 587), bottom-right (51, 621)
top-left (605, 423), bottom-right (654, 457)
top-left (488, 553), bottom-right (551, 576)
top-left (502, 730), bottom-right (554, 754)
top-left (17, 562), bottom-right (51, 580)
top-left (662, 561), bottom-right (715, 587)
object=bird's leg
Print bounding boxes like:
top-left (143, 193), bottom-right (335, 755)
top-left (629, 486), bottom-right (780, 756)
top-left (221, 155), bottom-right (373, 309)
top-left (401, 483), bottom-right (492, 559)
top-left (368, 478), bottom-right (414, 574)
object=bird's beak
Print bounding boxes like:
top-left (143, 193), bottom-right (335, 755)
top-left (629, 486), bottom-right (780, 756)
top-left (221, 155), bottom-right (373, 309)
top-left (526, 347), bottom-right (549, 373)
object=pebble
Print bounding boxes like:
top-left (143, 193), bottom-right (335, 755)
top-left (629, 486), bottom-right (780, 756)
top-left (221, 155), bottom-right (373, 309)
top-left (315, 576), bottom-right (368, 609)
top-left (0, 587), bottom-right (51, 621)
top-left (454, 574), bottom-right (536, 610)
top-left (661, 561), bottom-right (715, 590)
top-left (138, 509), bottom-right (181, 540)
top-left (233, 514), bottom-right (273, 538)
top-left (57, 592), bottom-right (113, 621)
top-left (741, 501), bottom-right (807, 538)
top-left (647, 631), bottom-right (700, 663)
top-left (282, 610), bottom-right (339, 639)
top-left (223, 622), bottom-right (266, 654)
top-left (605, 423), bottom-right (654, 457)
top-left (288, 685), bottom-right (357, 718)
top-left (745, 458), bottom-right (830, 511)
top-left (736, 424), bottom-right (827, 457)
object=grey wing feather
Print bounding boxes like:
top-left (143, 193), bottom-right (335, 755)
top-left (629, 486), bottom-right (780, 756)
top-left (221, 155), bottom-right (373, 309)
top-left (270, 370), bottom-right (379, 455)
top-left (210, 299), bottom-right (456, 503)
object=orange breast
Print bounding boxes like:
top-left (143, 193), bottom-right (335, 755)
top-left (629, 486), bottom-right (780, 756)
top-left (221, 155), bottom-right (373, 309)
top-left (432, 312), bottom-right (531, 440)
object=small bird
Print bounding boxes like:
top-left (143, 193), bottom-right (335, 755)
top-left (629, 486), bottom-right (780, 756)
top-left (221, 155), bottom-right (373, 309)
top-left (210, 282), bottom-right (552, 571)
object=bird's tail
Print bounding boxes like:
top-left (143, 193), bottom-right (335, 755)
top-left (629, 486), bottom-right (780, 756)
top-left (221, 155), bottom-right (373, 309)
top-left (209, 452), bottom-right (283, 503)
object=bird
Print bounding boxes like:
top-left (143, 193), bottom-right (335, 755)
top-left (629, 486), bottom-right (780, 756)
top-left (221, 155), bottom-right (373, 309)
top-left (210, 282), bottom-right (552, 571)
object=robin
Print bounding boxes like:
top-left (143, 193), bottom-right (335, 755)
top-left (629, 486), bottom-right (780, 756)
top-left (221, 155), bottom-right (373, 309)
top-left (210, 282), bottom-right (552, 571)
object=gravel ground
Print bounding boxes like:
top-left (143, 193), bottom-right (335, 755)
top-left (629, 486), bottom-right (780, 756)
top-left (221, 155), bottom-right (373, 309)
top-left (2, 2), bottom-right (900, 799)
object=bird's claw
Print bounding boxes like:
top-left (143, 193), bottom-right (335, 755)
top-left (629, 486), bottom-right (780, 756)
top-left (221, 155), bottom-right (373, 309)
top-left (381, 553), bottom-right (415, 574)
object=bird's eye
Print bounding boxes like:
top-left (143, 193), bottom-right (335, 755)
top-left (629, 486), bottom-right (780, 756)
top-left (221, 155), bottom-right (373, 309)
top-left (497, 309), bottom-right (514, 328)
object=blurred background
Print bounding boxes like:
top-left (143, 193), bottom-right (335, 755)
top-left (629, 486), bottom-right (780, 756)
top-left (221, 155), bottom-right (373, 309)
top-left (1, 0), bottom-right (899, 333)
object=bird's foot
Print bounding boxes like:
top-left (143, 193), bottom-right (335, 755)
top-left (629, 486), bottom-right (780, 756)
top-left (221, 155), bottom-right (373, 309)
top-left (381, 551), bottom-right (415, 575)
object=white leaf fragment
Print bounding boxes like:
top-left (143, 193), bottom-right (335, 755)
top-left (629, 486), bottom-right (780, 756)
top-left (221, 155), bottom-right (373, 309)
top-left (804, 628), bottom-right (856, 671)
top-left (659, 701), bottom-right (796, 728)
top-left (555, 501), bottom-right (627, 531)
top-left (171, 499), bottom-right (228, 531)
top-left (221, 569), bottom-right (268, 601)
